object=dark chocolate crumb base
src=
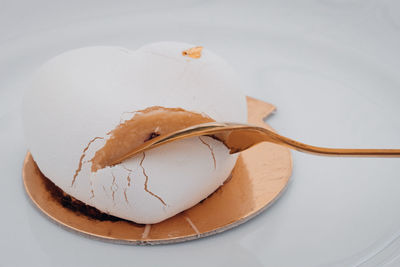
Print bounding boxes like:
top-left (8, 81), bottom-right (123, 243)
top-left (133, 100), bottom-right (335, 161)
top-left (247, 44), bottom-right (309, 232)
top-left (43, 175), bottom-right (142, 225)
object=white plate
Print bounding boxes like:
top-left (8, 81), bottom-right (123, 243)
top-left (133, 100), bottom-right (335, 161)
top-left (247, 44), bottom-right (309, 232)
top-left (1, 1), bottom-right (400, 266)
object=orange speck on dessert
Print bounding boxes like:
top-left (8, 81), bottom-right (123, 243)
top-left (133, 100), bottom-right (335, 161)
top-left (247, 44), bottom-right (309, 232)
top-left (182, 46), bottom-right (203, 59)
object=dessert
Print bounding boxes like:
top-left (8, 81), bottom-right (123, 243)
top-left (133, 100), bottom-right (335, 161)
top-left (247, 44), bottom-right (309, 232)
top-left (23, 42), bottom-right (247, 224)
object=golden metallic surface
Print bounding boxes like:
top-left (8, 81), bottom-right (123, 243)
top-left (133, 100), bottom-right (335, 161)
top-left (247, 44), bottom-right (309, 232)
top-left (182, 46), bottom-right (203, 58)
top-left (114, 112), bottom-right (400, 165)
top-left (22, 97), bottom-right (293, 245)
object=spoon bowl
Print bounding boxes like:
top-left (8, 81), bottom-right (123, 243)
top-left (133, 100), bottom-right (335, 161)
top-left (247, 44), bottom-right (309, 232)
top-left (112, 122), bottom-right (400, 166)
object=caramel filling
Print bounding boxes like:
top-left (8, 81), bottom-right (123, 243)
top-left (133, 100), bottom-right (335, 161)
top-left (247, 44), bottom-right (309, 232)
top-left (90, 107), bottom-right (215, 172)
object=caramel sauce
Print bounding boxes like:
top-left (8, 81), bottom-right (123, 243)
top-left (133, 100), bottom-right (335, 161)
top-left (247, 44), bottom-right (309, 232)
top-left (91, 107), bottom-right (214, 172)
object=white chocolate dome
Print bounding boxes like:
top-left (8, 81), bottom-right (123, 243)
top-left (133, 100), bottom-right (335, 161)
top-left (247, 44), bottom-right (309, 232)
top-left (23, 42), bottom-right (247, 224)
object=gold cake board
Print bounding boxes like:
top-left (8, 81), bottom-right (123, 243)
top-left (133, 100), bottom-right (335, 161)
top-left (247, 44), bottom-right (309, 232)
top-left (22, 97), bottom-right (293, 245)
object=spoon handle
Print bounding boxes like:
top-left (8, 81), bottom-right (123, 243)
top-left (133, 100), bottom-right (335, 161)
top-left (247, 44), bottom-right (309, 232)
top-left (270, 132), bottom-right (400, 157)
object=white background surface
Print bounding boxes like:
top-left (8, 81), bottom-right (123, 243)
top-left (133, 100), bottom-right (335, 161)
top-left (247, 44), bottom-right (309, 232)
top-left (1, 0), bottom-right (400, 266)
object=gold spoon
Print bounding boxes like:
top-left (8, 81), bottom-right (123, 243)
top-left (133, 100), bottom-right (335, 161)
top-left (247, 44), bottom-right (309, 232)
top-left (111, 122), bottom-right (400, 165)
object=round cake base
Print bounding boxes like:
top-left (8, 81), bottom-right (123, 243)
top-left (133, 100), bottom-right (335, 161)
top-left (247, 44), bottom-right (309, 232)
top-left (22, 97), bottom-right (293, 245)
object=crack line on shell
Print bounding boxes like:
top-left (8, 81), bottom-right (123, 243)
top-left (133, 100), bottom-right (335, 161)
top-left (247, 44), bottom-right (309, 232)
top-left (123, 188), bottom-right (130, 205)
top-left (121, 165), bottom-right (133, 187)
top-left (89, 189), bottom-right (95, 199)
top-left (111, 173), bottom-right (117, 205)
top-left (140, 152), bottom-right (167, 206)
top-left (121, 164), bottom-right (133, 172)
top-left (127, 174), bottom-right (131, 187)
top-left (89, 179), bottom-right (95, 199)
top-left (124, 172), bottom-right (132, 205)
top-left (71, 136), bottom-right (104, 186)
top-left (198, 137), bottom-right (217, 170)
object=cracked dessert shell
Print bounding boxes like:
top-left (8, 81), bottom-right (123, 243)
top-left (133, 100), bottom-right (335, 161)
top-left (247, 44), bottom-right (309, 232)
top-left (22, 42), bottom-right (247, 224)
